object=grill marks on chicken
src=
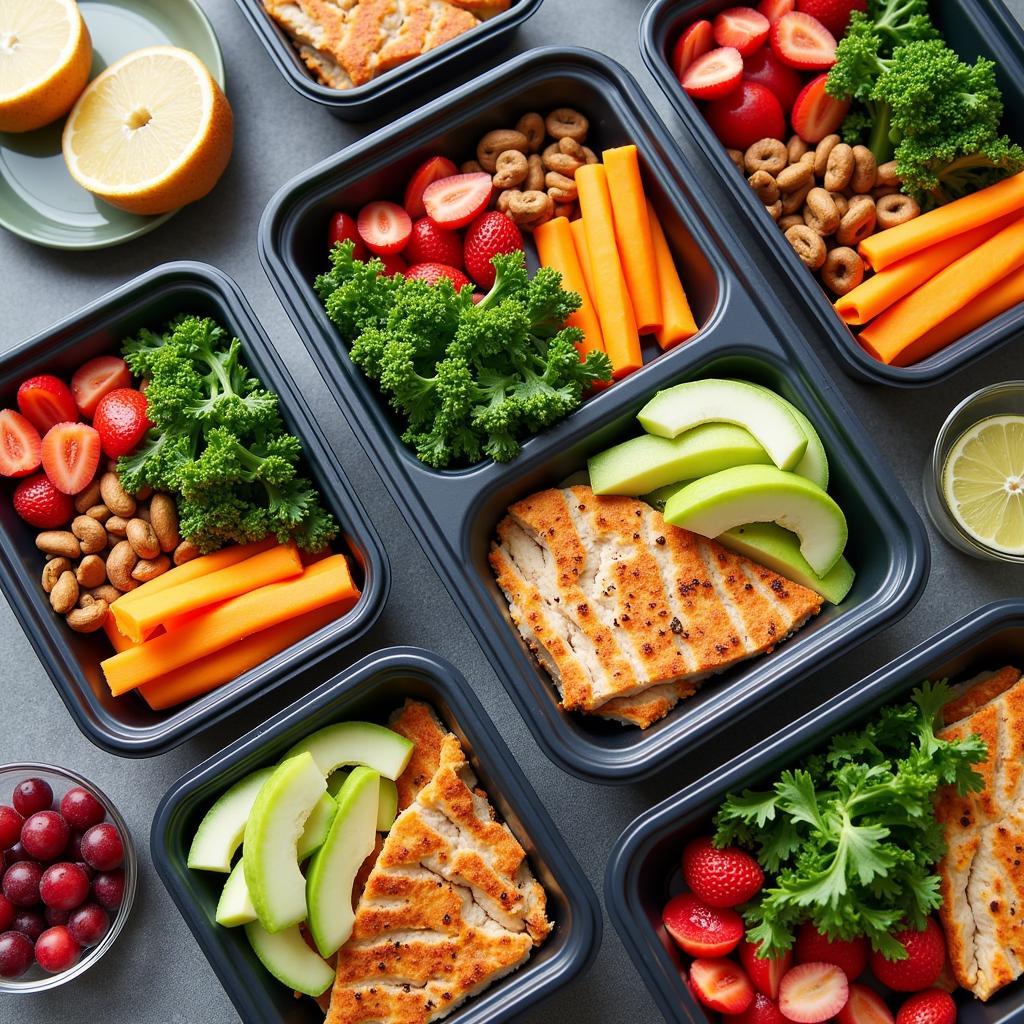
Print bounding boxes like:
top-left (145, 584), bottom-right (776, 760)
top-left (488, 485), bottom-right (823, 729)
top-left (262, 0), bottom-right (508, 89)
top-left (935, 666), bottom-right (1024, 1001)
top-left (325, 701), bottom-right (550, 1024)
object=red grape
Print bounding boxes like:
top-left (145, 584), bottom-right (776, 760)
top-left (12, 778), bottom-right (52, 817)
top-left (68, 903), bottom-right (109, 947)
top-left (21, 811), bottom-right (69, 861)
top-left (80, 823), bottom-right (122, 872)
top-left (64, 830), bottom-right (84, 862)
top-left (91, 870), bottom-right (124, 910)
top-left (39, 862), bottom-right (90, 911)
top-left (34, 925), bottom-right (80, 973)
top-left (12, 908), bottom-right (45, 940)
top-left (0, 894), bottom-right (12, 931)
top-left (59, 788), bottom-right (105, 831)
top-left (74, 859), bottom-right (94, 880)
top-left (0, 930), bottom-right (33, 978)
top-left (3, 842), bottom-right (28, 868)
top-left (3, 861), bottom-right (42, 906)
top-left (44, 906), bottom-right (70, 926)
top-left (0, 806), bottom-right (23, 851)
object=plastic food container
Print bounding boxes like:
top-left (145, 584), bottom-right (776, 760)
top-left (232, 0), bottom-right (545, 121)
top-left (259, 46), bottom-right (929, 784)
top-left (605, 598), bottom-right (1024, 1024)
top-left (0, 762), bottom-right (137, 994)
top-left (639, 0), bottom-right (1024, 386)
top-left (151, 646), bottom-right (601, 1024)
top-left (0, 262), bottom-right (389, 757)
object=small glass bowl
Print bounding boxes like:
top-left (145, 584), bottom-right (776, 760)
top-left (923, 380), bottom-right (1024, 562)
top-left (0, 763), bottom-right (137, 993)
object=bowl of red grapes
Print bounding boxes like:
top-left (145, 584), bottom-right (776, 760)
top-left (0, 764), bottom-right (135, 991)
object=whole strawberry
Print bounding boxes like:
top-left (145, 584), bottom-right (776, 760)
top-left (463, 212), bottom-right (524, 290)
top-left (895, 989), bottom-right (956, 1024)
top-left (92, 388), bottom-right (151, 458)
top-left (682, 836), bottom-right (764, 908)
top-left (404, 263), bottom-right (471, 290)
top-left (870, 918), bottom-right (946, 993)
top-left (796, 0), bottom-right (866, 38)
top-left (794, 922), bottom-right (868, 980)
top-left (12, 473), bottom-right (73, 529)
top-left (404, 218), bottom-right (464, 269)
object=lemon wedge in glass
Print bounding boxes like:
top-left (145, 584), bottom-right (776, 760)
top-left (942, 414), bottom-right (1024, 555)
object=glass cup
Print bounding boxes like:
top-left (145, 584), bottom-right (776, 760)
top-left (923, 380), bottom-right (1024, 562)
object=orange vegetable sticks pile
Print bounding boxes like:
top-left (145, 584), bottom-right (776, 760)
top-left (534, 144), bottom-right (698, 381)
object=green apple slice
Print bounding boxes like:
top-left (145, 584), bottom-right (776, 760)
top-left (719, 523), bottom-right (855, 604)
top-left (245, 921), bottom-right (335, 997)
top-left (216, 860), bottom-right (256, 928)
top-left (283, 721), bottom-right (413, 781)
top-left (377, 778), bottom-right (398, 832)
top-left (643, 482), bottom-right (691, 511)
top-left (306, 766), bottom-right (380, 957)
top-left (297, 792), bottom-right (337, 861)
top-left (588, 423), bottom-right (770, 496)
top-left (664, 464), bottom-right (848, 575)
top-left (638, 378), bottom-right (808, 472)
top-left (773, 397), bottom-right (829, 490)
top-left (187, 767), bottom-right (274, 873)
top-left (243, 752), bottom-right (326, 932)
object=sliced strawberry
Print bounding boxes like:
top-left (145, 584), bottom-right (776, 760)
top-left (404, 263), bottom-right (471, 289)
top-left (690, 957), bottom-right (756, 1015)
top-left (327, 211), bottom-right (368, 260)
top-left (744, 46), bottom-right (803, 112)
top-left (794, 924), bottom-right (867, 980)
top-left (770, 11), bottom-right (837, 70)
top-left (40, 422), bottom-right (101, 495)
top-left (357, 201), bottom-right (412, 255)
top-left (779, 963), bottom-right (850, 1023)
top-left (838, 983), bottom-right (895, 1024)
top-left (705, 80), bottom-right (785, 149)
top-left (682, 47), bottom-right (744, 100)
top-left (672, 19), bottom-right (714, 79)
top-left (403, 156), bottom-right (458, 219)
top-left (0, 410), bottom-right (41, 478)
top-left (869, 918), bottom-right (945, 993)
top-left (790, 73), bottom-right (850, 142)
top-left (895, 989), bottom-right (955, 1024)
top-left (16, 376), bottom-right (78, 434)
top-left (404, 218), bottom-right (464, 268)
top-left (662, 892), bottom-right (744, 957)
top-left (11, 474), bottom-right (73, 529)
top-left (758, 0), bottom-right (795, 24)
top-left (682, 837), bottom-right (764, 907)
top-left (377, 252), bottom-right (408, 276)
top-left (736, 992), bottom-right (795, 1024)
top-left (70, 356), bottom-right (131, 419)
top-left (422, 173), bottom-right (492, 230)
top-left (714, 7), bottom-right (770, 57)
top-left (740, 939), bottom-right (793, 1000)
top-left (797, 0), bottom-right (867, 39)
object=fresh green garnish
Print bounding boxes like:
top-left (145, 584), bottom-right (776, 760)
top-left (315, 242), bottom-right (613, 469)
top-left (714, 681), bottom-right (987, 959)
top-left (117, 315), bottom-right (337, 553)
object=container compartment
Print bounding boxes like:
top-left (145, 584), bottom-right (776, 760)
top-left (605, 600), bottom-right (1024, 1024)
top-left (0, 262), bottom-right (389, 756)
top-left (151, 646), bottom-right (601, 1024)
top-left (639, 0), bottom-right (1024, 386)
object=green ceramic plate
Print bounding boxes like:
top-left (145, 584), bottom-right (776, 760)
top-left (0, 0), bottom-right (225, 250)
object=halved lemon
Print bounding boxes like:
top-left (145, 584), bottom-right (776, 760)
top-left (61, 45), bottom-right (232, 216)
top-left (942, 414), bottom-right (1024, 555)
top-left (0, 0), bottom-right (92, 133)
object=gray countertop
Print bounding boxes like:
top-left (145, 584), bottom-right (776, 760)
top-left (1, 1), bottom-right (1022, 1021)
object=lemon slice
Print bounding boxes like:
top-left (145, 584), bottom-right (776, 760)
top-left (942, 414), bottom-right (1024, 555)
top-left (0, 0), bottom-right (91, 133)
top-left (61, 45), bottom-right (232, 216)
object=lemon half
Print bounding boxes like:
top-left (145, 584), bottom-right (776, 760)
top-left (61, 45), bottom-right (232, 215)
top-left (942, 414), bottom-right (1024, 555)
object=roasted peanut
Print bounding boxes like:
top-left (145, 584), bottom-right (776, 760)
top-left (748, 170), bottom-right (779, 204)
top-left (50, 571), bottom-right (79, 614)
top-left (74, 481), bottom-right (101, 514)
top-left (173, 539), bottom-right (200, 566)
top-left (126, 518), bottom-right (160, 560)
top-left (149, 493), bottom-right (180, 553)
top-left (876, 192), bottom-right (920, 229)
top-left (872, 185), bottom-right (900, 200)
top-left (99, 472), bottom-right (135, 517)
top-left (476, 129), bottom-right (530, 173)
top-left (105, 516), bottom-right (128, 539)
top-left (836, 198), bottom-right (876, 246)
top-left (492, 150), bottom-right (529, 189)
top-left (553, 203), bottom-right (576, 219)
top-left (42, 558), bottom-right (72, 593)
top-left (726, 148), bottom-right (745, 174)
top-left (461, 159), bottom-right (484, 174)
top-left (829, 192), bottom-right (849, 217)
top-left (813, 134), bottom-right (840, 178)
top-left (516, 112), bottom-right (546, 153)
top-left (496, 189), bottom-right (521, 214)
top-left (85, 504), bottom-right (110, 524)
top-left (785, 224), bottom-right (827, 270)
top-left (765, 200), bottom-right (782, 221)
top-left (876, 160), bottom-right (901, 188)
top-left (507, 189), bottom-right (554, 228)
top-left (581, 145), bottom-right (598, 165)
top-left (89, 584), bottom-right (121, 606)
top-left (76, 554), bottom-right (107, 589)
top-left (66, 600), bottom-right (108, 634)
top-left (132, 555), bottom-right (170, 582)
top-left (781, 182), bottom-right (812, 215)
top-left (546, 171), bottom-right (577, 203)
top-left (787, 135), bottom-right (809, 164)
top-left (545, 108), bottom-right (588, 143)
top-left (72, 515), bottom-right (107, 555)
top-left (541, 142), bottom-right (582, 177)
top-left (744, 138), bottom-right (787, 176)
top-left (850, 145), bottom-right (877, 194)
top-left (36, 531), bottom-right (81, 558)
top-left (822, 247), bottom-right (865, 295)
top-left (823, 143), bottom-right (854, 191)
top-left (779, 214), bottom-right (804, 231)
top-left (776, 161), bottom-right (813, 193)
top-left (803, 188), bottom-right (841, 236)
top-left (525, 154), bottom-right (545, 192)
top-left (106, 540), bottom-right (139, 592)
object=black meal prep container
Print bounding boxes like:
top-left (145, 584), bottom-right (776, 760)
top-left (151, 646), bottom-right (601, 1024)
top-left (232, 0), bottom-right (544, 121)
top-left (259, 46), bottom-right (929, 785)
top-left (606, 598), bottom-right (1024, 1024)
top-left (639, 0), bottom-right (1024, 387)
top-left (0, 262), bottom-right (389, 757)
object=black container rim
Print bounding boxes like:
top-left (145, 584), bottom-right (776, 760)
top-left (0, 261), bottom-right (390, 757)
top-left (604, 598), bottom-right (1024, 1023)
top-left (150, 645), bottom-right (603, 1024)
top-left (232, 0), bottom-right (545, 117)
top-left (638, 0), bottom-right (1024, 388)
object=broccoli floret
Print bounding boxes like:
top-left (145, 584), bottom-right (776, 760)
top-left (866, 0), bottom-right (938, 51)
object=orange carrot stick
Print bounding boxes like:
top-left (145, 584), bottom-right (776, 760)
top-left (890, 264), bottom-right (1024, 366)
top-left (647, 201), bottom-right (698, 350)
top-left (858, 171), bottom-right (1024, 271)
top-left (101, 555), bottom-right (357, 696)
top-left (836, 214), bottom-right (1019, 324)
top-left (137, 601), bottom-right (351, 711)
top-left (603, 146), bottom-right (662, 333)
top-left (575, 163), bottom-right (643, 379)
top-left (102, 613), bottom-right (161, 653)
top-left (534, 217), bottom-right (605, 359)
top-left (858, 217), bottom-right (1024, 364)
top-left (570, 217), bottom-right (597, 301)
top-left (112, 542), bottom-right (304, 643)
